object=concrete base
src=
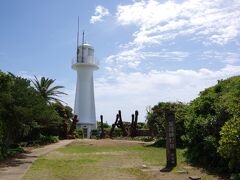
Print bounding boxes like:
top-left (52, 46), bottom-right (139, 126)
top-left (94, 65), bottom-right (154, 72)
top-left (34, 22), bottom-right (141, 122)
top-left (77, 123), bottom-right (96, 138)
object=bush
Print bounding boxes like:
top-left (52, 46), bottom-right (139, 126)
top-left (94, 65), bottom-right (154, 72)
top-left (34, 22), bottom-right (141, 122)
top-left (112, 128), bottom-right (123, 137)
top-left (218, 117), bottom-right (240, 173)
top-left (0, 144), bottom-right (7, 160)
top-left (149, 138), bottom-right (165, 147)
top-left (0, 144), bottom-right (24, 160)
top-left (91, 129), bottom-right (101, 139)
top-left (184, 76), bottom-right (240, 173)
top-left (74, 128), bottom-right (83, 139)
top-left (134, 136), bottom-right (154, 142)
top-left (39, 134), bottom-right (59, 145)
top-left (146, 102), bottom-right (188, 147)
top-left (231, 173), bottom-right (240, 180)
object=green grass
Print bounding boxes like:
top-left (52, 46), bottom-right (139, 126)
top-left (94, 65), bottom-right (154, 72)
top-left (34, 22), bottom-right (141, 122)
top-left (58, 144), bottom-right (144, 153)
top-left (23, 143), bottom-right (189, 180)
top-left (58, 144), bottom-right (186, 166)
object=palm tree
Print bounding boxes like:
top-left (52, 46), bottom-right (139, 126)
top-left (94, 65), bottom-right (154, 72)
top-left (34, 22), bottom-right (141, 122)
top-left (31, 76), bottom-right (67, 104)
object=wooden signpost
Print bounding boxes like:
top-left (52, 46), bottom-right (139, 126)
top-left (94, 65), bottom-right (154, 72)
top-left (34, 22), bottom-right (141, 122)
top-left (165, 110), bottom-right (177, 167)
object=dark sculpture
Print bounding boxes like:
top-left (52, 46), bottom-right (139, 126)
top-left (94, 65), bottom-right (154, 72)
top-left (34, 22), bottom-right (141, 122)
top-left (109, 110), bottom-right (128, 138)
top-left (130, 110), bottom-right (139, 137)
top-left (109, 114), bottom-right (119, 138)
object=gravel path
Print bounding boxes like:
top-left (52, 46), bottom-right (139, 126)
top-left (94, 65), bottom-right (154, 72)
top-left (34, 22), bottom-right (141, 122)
top-left (0, 140), bottom-right (74, 180)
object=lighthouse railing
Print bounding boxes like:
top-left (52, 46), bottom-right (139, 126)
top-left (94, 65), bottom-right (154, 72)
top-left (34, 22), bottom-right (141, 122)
top-left (72, 56), bottom-right (100, 66)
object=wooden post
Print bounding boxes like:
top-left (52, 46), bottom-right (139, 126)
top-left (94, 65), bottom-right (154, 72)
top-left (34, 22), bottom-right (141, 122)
top-left (100, 115), bottom-right (105, 138)
top-left (130, 114), bottom-right (135, 137)
top-left (165, 110), bottom-right (177, 167)
top-left (134, 110), bottom-right (138, 136)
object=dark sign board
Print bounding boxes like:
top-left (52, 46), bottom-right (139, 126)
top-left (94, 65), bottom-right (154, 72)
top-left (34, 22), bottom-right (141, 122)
top-left (165, 110), bottom-right (177, 167)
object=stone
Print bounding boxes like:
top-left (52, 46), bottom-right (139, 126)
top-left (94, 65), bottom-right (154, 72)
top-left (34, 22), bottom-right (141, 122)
top-left (176, 170), bottom-right (188, 174)
top-left (189, 176), bottom-right (201, 180)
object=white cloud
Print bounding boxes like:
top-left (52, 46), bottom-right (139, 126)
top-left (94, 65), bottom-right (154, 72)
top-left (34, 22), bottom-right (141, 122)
top-left (90, 5), bottom-right (110, 24)
top-left (116, 0), bottom-right (240, 46)
top-left (106, 47), bottom-right (189, 68)
top-left (202, 51), bottom-right (240, 64)
top-left (95, 65), bottom-right (240, 122)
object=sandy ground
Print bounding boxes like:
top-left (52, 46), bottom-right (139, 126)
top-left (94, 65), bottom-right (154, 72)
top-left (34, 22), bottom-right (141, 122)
top-left (0, 140), bottom-right (74, 180)
top-left (70, 138), bottom-right (149, 146)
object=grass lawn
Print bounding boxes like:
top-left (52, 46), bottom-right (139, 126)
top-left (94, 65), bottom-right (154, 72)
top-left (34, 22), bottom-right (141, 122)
top-left (23, 139), bottom-right (220, 180)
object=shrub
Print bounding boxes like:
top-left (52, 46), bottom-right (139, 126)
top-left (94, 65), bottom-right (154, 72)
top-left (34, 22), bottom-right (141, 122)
top-left (91, 129), bottom-right (101, 139)
top-left (0, 144), bottom-right (7, 160)
top-left (112, 128), bottom-right (123, 137)
top-left (39, 134), bottom-right (59, 145)
top-left (146, 102), bottom-right (188, 147)
top-left (149, 138), bottom-right (165, 147)
top-left (136, 136), bottom-right (154, 142)
top-left (0, 144), bottom-right (24, 160)
top-left (74, 128), bottom-right (83, 139)
top-left (184, 76), bottom-right (240, 172)
top-left (218, 117), bottom-right (240, 173)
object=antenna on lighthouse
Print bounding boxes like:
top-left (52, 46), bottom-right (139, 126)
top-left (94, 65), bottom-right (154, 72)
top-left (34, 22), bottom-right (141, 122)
top-left (76, 16), bottom-right (80, 63)
top-left (81, 31), bottom-right (85, 63)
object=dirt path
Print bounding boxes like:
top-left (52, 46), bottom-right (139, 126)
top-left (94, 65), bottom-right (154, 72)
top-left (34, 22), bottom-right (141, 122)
top-left (0, 140), bottom-right (74, 180)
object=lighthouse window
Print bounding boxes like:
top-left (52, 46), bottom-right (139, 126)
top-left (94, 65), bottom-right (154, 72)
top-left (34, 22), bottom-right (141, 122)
top-left (88, 49), bottom-right (94, 56)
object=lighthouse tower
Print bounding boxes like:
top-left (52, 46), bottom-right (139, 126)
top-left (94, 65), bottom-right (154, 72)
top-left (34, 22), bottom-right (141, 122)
top-left (72, 32), bottom-right (99, 138)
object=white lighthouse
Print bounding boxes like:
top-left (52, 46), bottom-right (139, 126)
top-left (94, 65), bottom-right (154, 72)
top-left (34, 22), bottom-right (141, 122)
top-left (72, 33), bottom-right (99, 138)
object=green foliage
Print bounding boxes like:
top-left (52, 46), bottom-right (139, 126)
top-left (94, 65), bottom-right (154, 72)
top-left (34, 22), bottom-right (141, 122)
top-left (218, 117), bottom-right (240, 172)
top-left (0, 71), bottom-right (64, 159)
top-left (74, 128), bottom-right (83, 138)
top-left (184, 76), bottom-right (240, 172)
top-left (39, 134), bottom-right (59, 144)
top-left (97, 121), bottom-right (110, 129)
top-left (137, 122), bottom-right (147, 129)
top-left (51, 102), bottom-right (73, 119)
top-left (149, 138), bottom-right (166, 147)
top-left (146, 102), bottom-right (188, 147)
top-left (134, 136), bottom-right (154, 142)
top-left (91, 129), bottom-right (102, 139)
top-left (0, 144), bottom-right (24, 160)
top-left (112, 128), bottom-right (123, 137)
top-left (31, 76), bottom-right (67, 104)
top-left (230, 173), bottom-right (240, 180)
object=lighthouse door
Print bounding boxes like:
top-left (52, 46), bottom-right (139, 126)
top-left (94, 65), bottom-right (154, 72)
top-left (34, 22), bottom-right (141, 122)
top-left (83, 128), bottom-right (88, 138)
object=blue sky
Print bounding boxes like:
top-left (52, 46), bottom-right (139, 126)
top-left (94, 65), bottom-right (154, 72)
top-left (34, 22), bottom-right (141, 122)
top-left (1, 0), bottom-right (240, 123)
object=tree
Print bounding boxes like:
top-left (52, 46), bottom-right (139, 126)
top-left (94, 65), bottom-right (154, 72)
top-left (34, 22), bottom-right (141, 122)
top-left (146, 102), bottom-right (188, 147)
top-left (184, 76), bottom-right (240, 172)
top-left (52, 102), bottom-right (73, 119)
top-left (0, 71), bottom-right (62, 146)
top-left (218, 117), bottom-right (240, 173)
top-left (31, 76), bottom-right (67, 104)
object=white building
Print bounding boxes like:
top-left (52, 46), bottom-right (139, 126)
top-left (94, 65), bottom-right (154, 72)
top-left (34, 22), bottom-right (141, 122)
top-left (72, 43), bottom-right (99, 138)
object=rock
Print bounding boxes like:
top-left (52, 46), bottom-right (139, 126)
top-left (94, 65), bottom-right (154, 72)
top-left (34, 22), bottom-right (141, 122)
top-left (176, 170), bottom-right (188, 174)
top-left (142, 164), bottom-right (147, 168)
top-left (189, 176), bottom-right (201, 180)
